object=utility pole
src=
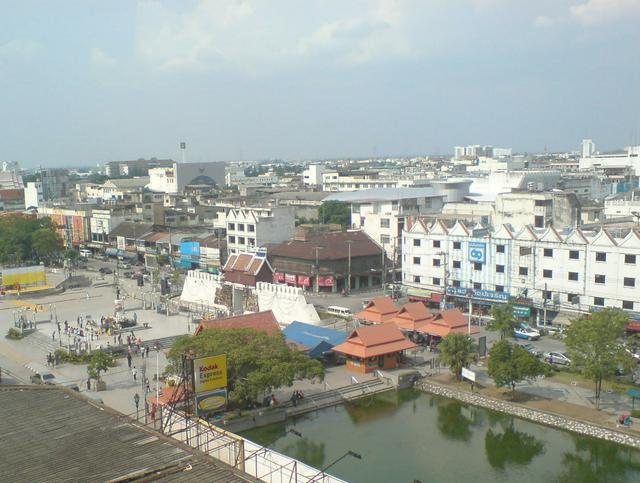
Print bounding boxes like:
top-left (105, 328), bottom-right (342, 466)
top-left (543, 282), bottom-right (548, 327)
top-left (347, 240), bottom-right (352, 294)
top-left (468, 278), bottom-right (473, 335)
top-left (314, 246), bottom-right (322, 294)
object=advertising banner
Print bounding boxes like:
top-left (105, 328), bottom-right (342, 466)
top-left (273, 272), bottom-right (285, 283)
top-left (193, 354), bottom-right (227, 394)
top-left (297, 275), bottom-right (311, 287)
top-left (285, 273), bottom-right (297, 284)
top-left (317, 275), bottom-right (335, 287)
top-left (117, 236), bottom-right (126, 250)
top-left (468, 241), bottom-right (487, 264)
top-left (195, 389), bottom-right (227, 416)
top-left (512, 305), bottom-right (531, 317)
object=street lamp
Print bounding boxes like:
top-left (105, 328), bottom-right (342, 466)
top-left (310, 450), bottom-right (362, 482)
top-left (154, 341), bottom-right (161, 423)
top-left (134, 393), bottom-right (140, 421)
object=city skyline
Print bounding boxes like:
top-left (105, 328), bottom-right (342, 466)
top-left (2, 0), bottom-right (640, 168)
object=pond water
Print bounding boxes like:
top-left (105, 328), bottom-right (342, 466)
top-left (240, 389), bottom-right (640, 483)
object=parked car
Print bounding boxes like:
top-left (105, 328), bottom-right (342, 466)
top-left (520, 343), bottom-right (542, 357)
top-left (544, 351), bottom-right (572, 365)
top-left (514, 326), bottom-right (541, 341)
top-left (30, 371), bottom-right (56, 385)
top-left (99, 267), bottom-right (113, 274)
top-left (545, 325), bottom-right (566, 338)
top-left (123, 271), bottom-right (134, 279)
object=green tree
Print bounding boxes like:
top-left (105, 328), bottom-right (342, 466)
top-left (488, 340), bottom-right (548, 397)
top-left (0, 215), bottom-right (63, 265)
top-left (317, 201), bottom-right (350, 229)
top-left (31, 227), bottom-right (63, 262)
top-left (564, 308), bottom-right (634, 408)
top-left (87, 351), bottom-right (115, 382)
top-left (487, 303), bottom-right (519, 340)
top-left (438, 332), bottom-right (478, 381)
top-left (166, 328), bottom-right (324, 408)
top-left (485, 423), bottom-right (545, 469)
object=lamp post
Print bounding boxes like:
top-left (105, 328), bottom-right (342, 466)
top-left (467, 279), bottom-right (473, 335)
top-left (134, 393), bottom-right (140, 421)
top-left (310, 450), bottom-right (362, 482)
top-left (154, 341), bottom-right (161, 422)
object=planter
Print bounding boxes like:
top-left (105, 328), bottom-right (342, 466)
top-left (95, 380), bottom-right (107, 392)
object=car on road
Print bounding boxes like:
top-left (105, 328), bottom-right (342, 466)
top-left (30, 371), bottom-right (56, 385)
top-left (99, 267), bottom-right (113, 274)
top-left (520, 343), bottom-right (542, 357)
top-left (514, 326), bottom-right (541, 341)
top-left (544, 351), bottom-right (572, 365)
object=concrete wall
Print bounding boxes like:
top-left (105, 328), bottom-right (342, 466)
top-left (256, 282), bottom-right (320, 325)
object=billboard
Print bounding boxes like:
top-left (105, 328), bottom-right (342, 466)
top-left (1, 266), bottom-right (46, 287)
top-left (468, 242), bottom-right (486, 264)
top-left (193, 354), bottom-right (227, 394)
top-left (180, 241), bottom-right (200, 257)
top-left (195, 388), bottom-right (227, 416)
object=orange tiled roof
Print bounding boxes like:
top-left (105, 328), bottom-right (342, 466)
top-left (354, 297), bottom-right (399, 324)
top-left (417, 308), bottom-right (480, 336)
top-left (332, 323), bottom-right (416, 358)
top-left (391, 302), bottom-right (433, 331)
top-left (194, 310), bottom-right (280, 336)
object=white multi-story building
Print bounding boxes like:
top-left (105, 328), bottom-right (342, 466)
top-left (148, 161), bottom-right (226, 193)
top-left (303, 164), bottom-right (326, 186)
top-left (580, 145), bottom-right (640, 175)
top-left (581, 139), bottom-right (596, 158)
top-left (226, 206), bottom-right (295, 255)
top-left (402, 219), bottom-right (640, 322)
top-left (494, 191), bottom-right (581, 229)
top-left (24, 182), bottom-right (44, 210)
top-left (604, 189), bottom-right (640, 219)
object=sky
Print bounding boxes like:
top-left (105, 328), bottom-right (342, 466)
top-left (1, 0), bottom-right (640, 168)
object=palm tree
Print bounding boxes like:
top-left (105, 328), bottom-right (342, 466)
top-left (438, 333), bottom-right (478, 381)
top-left (488, 303), bottom-right (518, 340)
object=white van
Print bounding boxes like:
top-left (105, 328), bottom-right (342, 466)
top-left (79, 249), bottom-right (92, 258)
top-left (327, 306), bottom-right (352, 318)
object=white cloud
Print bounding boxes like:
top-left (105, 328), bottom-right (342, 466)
top-left (534, 15), bottom-right (554, 28)
top-left (0, 39), bottom-right (39, 62)
top-left (570, 0), bottom-right (640, 26)
top-left (90, 47), bottom-right (117, 68)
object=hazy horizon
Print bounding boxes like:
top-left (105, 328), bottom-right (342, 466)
top-left (2, 0), bottom-right (640, 168)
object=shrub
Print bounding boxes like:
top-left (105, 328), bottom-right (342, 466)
top-left (6, 328), bottom-right (23, 339)
top-left (54, 349), bottom-right (92, 364)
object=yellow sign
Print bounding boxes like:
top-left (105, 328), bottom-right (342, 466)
top-left (194, 354), bottom-right (227, 394)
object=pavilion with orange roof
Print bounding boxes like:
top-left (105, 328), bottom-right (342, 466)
top-left (416, 308), bottom-right (480, 338)
top-left (354, 297), bottom-right (399, 325)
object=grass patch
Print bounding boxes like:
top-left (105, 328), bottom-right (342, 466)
top-left (546, 368), bottom-right (639, 394)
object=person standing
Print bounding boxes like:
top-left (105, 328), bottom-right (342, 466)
top-left (52, 331), bottom-right (56, 341)
top-left (127, 353), bottom-right (132, 368)
top-left (132, 367), bottom-right (137, 382)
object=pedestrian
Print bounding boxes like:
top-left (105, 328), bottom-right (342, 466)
top-left (87, 378), bottom-right (91, 391)
top-left (127, 335), bottom-right (131, 346)
top-left (127, 353), bottom-right (132, 368)
top-left (118, 334), bottom-right (123, 345)
top-left (132, 367), bottom-right (137, 381)
top-left (145, 345), bottom-right (149, 358)
top-left (145, 377), bottom-right (150, 393)
top-left (133, 312), bottom-right (137, 324)
top-left (52, 331), bottom-right (56, 341)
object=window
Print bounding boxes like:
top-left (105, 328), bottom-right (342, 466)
top-left (519, 266), bottom-right (528, 276)
top-left (473, 282), bottom-right (482, 289)
top-left (568, 272), bottom-right (579, 281)
top-left (625, 254), bottom-right (637, 264)
top-left (496, 244), bottom-right (505, 253)
top-left (238, 223), bottom-right (245, 231)
top-left (228, 235), bottom-right (236, 243)
top-left (452, 280), bottom-right (461, 287)
top-left (593, 297), bottom-right (605, 307)
top-left (380, 218), bottom-right (390, 228)
top-left (453, 241), bottom-right (462, 250)
top-left (473, 262), bottom-right (482, 271)
top-left (623, 300), bottom-right (634, 310)
top-left (248, 224), bottom-right (255, 232)
top-left (520, 246), bottom-right (532, 256)
top-left (624, 277), bottom-right (636, 288)
top-left (433, 277), bottom-right (441, 286)
top-left (595, 252), bottom-right (607, 262)
top-left (380, 235), bottom-right (390, 244)
top-left (496, 264), bottom-right (504, 273)
top-left (534, 215), bottom-right (544, 228)
top-left (248, 238), bottom-right (255, 246)
top-left (567, 294), bottom-right (577, 303)
top-left (413, 239), bottom-right (420, 247)
top-left (238, 236), bottom-right (245, 244)
top-left (432, 259), bottom-right (441, 267)
top-left (228, 223), bottom-right (235, 230)
top-left (453, 260), bottom-right (461, 269)
top-left (569, 250), bottom-right (579, 260)
top-left (495, 285), bottom-right (504, 292)
top-left (413, 276), bottom-right (421, 283)
top-left (543, 269), bottom-right (553, 278)
top-left (413, 256), bottom-right (421, 265)
top-left (544, 290), bottom-right (552, 300)
top-left (543, 248), bottom-right (553, 257)
top-left (594, 274), bottom-right (605, 284)
top-left (433, 240), bottom-right (441, 248)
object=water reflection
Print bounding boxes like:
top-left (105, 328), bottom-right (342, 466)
top-left (558, 435), bottom-right (640, 483)
top-left (345, 389), bottom-right (421, 425)
top-left (434, 398), bottom-right (476, 442)
top-left (484, 423), bottom-right (545, 469)
top-left (281, 437), bottom-right (326, 468)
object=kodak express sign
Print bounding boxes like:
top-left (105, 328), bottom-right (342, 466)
top-left (193, 354), bottom-right (228, 394)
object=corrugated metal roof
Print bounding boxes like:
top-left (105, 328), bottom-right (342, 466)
top-left (0, 386), bottom-right (254, 482)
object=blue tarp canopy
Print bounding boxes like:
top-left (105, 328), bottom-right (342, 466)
top-left (282, 321), bottom-right (347, 358)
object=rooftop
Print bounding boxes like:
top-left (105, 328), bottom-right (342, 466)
top-left (0, 386), bottom-right (253, 482)
top-left (268, 230), bottom-right (383, 261)
top-left (195, 310), bottom-right (281, 336)
top-left (324, 187), bottom-right (440, 203)
top-left (332, 323), bottom-right (416, 358)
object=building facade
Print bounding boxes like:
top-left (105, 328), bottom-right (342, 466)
top-left (402, 219), bottom-right (640, 322)
top-left (226, 206), bottom-right (295, 255)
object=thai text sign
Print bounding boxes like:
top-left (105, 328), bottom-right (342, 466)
top-left (512, 305), bottom-right (531, 317)
top-left (446, 287), bottom-right (510, 301)
top-left (194, 354), bottom-right (227, 394)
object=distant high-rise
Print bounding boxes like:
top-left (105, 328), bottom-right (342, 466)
top-left (581, 139), bottom-right (596, 158)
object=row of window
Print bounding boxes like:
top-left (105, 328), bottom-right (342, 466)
top-left (410, 238), bottom-right (637, 265)
top-left (228, 223), bottom-right (255, 232)
top-left (228, 236), bottom-right (255, 245)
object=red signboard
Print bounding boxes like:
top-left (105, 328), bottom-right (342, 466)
top-left (284, 274), bottom-right (297, 284)
top-left (297, 275), bottom-right (310, 287)
top-left (273, 272), bottom-right (285, 283)
top-left (317, 275), bottom-right (335, 287)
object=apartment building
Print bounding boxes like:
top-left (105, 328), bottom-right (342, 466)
top-left (494, 191), bottom-right (580, 229)
top-left (226, 206), bottom-right (295, 255)
top-left (402, 219), bottom-right (640, 322)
